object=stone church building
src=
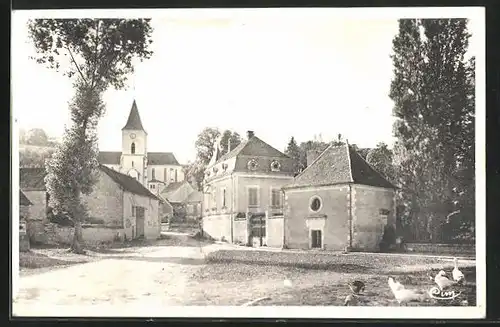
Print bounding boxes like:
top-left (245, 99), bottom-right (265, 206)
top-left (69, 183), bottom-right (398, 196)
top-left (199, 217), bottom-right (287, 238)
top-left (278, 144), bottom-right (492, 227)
top-left (98, 100), bottom-right (185, 193)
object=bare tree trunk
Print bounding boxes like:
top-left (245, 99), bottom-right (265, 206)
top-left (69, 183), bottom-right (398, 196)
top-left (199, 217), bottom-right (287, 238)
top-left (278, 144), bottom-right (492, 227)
top-left (71, 221), bottom-right (85, 254)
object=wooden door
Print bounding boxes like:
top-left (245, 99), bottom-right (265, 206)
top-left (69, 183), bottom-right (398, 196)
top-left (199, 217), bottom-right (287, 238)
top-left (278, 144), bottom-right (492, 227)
top-left (311, 230), bottom-right (322, 249)
top-left (136, 206), bottom-right (145, 238)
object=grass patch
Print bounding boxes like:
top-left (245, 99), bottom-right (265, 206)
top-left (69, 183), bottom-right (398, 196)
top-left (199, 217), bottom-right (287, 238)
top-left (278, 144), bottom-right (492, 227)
top-left (192, 250), bottom-right (476, 306)
top-left (19, 251), bottom-right (88, 269)
top-left (205, 250), bottom-right (453, 272)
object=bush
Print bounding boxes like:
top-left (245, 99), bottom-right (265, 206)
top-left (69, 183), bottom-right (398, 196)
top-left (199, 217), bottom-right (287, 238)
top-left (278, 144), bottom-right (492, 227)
top-left (46, 207), bottom-right (74, 227)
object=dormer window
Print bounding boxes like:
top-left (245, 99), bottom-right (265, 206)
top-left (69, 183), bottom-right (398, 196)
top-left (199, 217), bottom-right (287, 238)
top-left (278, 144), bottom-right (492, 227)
top-left (247, 159), bottom-right (258, 171)
top-left (222, 163), bottom-right (228, 171)
top-left (270, 160), bottom-right (281, 172)
top-left (213, 167), bottom-right (219, 174)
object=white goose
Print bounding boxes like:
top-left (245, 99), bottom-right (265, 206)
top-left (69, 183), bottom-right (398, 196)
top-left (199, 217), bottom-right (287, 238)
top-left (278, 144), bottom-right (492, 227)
top-left (388, 277), bottom-right (426, 305)
top-left (452, 258), bottom-right (465, 283)
top-left (434, 270), bottom-right (458, 290)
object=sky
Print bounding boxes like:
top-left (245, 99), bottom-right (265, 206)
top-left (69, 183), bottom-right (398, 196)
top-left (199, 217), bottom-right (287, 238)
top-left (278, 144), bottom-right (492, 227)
top-left (11, 9), bottom-right (482, 164)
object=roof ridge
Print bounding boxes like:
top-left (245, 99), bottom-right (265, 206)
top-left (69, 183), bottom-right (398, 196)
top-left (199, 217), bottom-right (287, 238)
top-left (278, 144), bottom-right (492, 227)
top-left (345, 143), bottom-right (354, 183)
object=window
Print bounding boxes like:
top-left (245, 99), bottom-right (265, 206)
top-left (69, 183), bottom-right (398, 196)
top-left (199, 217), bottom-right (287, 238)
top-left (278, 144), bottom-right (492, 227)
top-left (212, 189), bottom-right (217, 208)
top-left (271, 189), bottom-right (282, 208)
top-left (132, 205), bottom-right (135, 217)
top-left (310, 196), bottom-right (322, 212)
top-left (131, 142), bottom-right (136, 154)
top-left (271, 160), bottom-right (281, 172)
top-left (175, 169), bottom-right (178, 182)
top-left (132, 160), bottom-right (134, 167)
top-left (248, 187), bottom-right (258, 207)
top-left (152, 168), bottom-right (156, 179)
top-left (311, 230), bottom-right (322, 248)
top-left (222, 188), bottom-right (227, 207)
top-left (247, 159), bottom-right (258, 171)
top-left (164, 168), bottom-right (167, 182)
top-left (193, 204), bottom-right (198, 216)
top-left (150, 184), bottom-right (155, 189)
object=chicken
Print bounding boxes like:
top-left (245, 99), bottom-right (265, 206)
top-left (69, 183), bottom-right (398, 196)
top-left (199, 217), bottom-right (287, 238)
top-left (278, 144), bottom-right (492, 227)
top-left (388, 277), bottom-right (426, 306)
top-left (452, 258), bottom-right (465, 283)
top-left (434, 270), bottom-right (457, 290)
top-left (348, 280), bottom-right (365, 294)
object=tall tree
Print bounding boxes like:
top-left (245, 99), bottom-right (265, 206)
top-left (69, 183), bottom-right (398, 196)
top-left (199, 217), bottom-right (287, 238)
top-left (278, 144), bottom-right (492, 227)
top-left (365, 142), bottom-right (395, 183)
top-left (219, 130), bottom-right (242, 157)
top-left (25, 128), bottom-right (50, 146)
top-left (185, 127), bottom-right (221, 191)
top-left (284, 137), bottom-right (301, 175)
top-left (390, 18), bottom-right (475, 243)
top-left (29, 19), bottom-right (153, 253)
top-left (298, 140), bottom-right (330, 169)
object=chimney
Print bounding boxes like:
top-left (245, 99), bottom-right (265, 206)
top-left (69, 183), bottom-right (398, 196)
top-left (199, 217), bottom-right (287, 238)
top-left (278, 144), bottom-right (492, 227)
top-left (246, 130), bottom-right (255, 139)
top-left (306, 149), bottom-right (322, 167)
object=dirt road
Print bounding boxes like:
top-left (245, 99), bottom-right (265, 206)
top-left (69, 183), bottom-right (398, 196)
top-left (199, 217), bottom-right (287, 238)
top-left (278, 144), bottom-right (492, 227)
top-left (13, 237), bottom-right (231, 316)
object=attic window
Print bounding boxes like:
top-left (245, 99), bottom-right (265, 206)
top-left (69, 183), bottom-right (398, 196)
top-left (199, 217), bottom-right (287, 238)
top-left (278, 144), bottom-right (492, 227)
top-left (222, 163), bottom-right (228, 171)
top-left (213, 167), bottom-right (219, 174)
top-left (247, 159), bottom-right (258, 171)
top-left (270, 160), bottom-right (281, 172)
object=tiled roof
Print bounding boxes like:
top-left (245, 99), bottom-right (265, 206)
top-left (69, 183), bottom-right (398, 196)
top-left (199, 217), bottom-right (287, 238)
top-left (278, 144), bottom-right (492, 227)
top-left (213, 136), bottom-right (290, 166)
top-left (161, 181), bottom-right (185, 193)
top-left (20, 167), bottom-right (47, 191)
top-left (99, 165), bottom-right (159, 200)
top-left (122, 100), bottom-right (146, 131)
top-left (148, 178), bottom-right (165, 184)
top-left (186, 190), bottom-right (202, 203)
top-left (284, 144), bottom-right (396, 189)
top-left (98, 151), bottom-right (180, 166)
top-left (147, 152), bottom-right (180, 165)
top-left (20, 190), bottom-right (32, 206)
top-left (98, 151), bottom-right (121, 165)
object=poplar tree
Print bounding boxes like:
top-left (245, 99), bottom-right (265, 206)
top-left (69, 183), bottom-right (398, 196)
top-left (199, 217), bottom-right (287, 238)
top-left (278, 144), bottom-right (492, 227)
top-left (29, 19), bottom-right (154, 252)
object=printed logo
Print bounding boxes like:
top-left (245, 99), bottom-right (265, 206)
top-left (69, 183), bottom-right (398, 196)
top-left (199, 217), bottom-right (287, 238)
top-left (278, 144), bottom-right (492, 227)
top-left (428, 286), bottom-right (461, 300)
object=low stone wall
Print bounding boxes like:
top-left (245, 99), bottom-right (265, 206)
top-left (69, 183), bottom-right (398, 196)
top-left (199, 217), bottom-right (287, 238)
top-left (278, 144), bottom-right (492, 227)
top-left (45, 223), bottom-right (124, 246)
top-left (266, 216), bottom-right (284, 248)
top-left (27, 219), bottom-right (48, 244)
top-left (233, 219), bottom-right (247, 244)
top-left (406, 242), bottom-right (475, 255)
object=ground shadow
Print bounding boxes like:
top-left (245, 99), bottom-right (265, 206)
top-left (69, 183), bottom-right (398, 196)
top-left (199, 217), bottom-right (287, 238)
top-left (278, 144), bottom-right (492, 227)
top-left (106, 255), bottom-right (207, 265)
top-left (19, 251), bottom-right (89, 269)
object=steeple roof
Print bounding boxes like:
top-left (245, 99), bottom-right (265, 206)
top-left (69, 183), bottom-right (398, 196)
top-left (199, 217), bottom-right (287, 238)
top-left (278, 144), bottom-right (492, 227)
top-left (122, 100), bottom-right (146, 132)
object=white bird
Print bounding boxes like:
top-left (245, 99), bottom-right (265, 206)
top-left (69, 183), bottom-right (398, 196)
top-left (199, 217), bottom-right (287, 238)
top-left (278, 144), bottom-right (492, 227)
top-left (452, 258), bottom-right (465, 283)
top-left (388, 277), bottom-right (426, 305)
top-left (434, 270), bottom-right (458, 290)
top-left (283, 279), bottom-right (293, 287)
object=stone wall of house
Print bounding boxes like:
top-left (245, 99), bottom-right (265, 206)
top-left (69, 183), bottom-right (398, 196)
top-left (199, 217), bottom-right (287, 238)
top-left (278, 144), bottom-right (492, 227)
top-left (235, 175), bottom-right (293, 213)
top-left (45, 223), bottom-right (124, 246)
top-left (82, 171), bottom-right (124, 227)
top-left (284, 185), bottom-right (350, 250)
top-left (351, 184), bottom-right (396, 251)
top-left (266, 215), bottom-right (284, 248)
top-left (20, 205), bottom-right (31, 221)
top-left (23, 190), bottom-right (46, 220)
top-left (123, 192), bottom-right (161, 240)
top-left (202, 214), bottom-right (231, 242)
top-left (232, 218), bottom-right (247, 244)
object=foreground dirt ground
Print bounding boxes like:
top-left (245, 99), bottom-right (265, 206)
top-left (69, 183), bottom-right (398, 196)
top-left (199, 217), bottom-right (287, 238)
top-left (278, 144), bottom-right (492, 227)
top-left (13, 235), bottom-right (477, 316)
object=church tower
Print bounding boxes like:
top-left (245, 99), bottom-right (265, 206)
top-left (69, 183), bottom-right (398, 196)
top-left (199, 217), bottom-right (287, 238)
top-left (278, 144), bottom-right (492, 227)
top-left (121, 100), bottom-right (148, 185)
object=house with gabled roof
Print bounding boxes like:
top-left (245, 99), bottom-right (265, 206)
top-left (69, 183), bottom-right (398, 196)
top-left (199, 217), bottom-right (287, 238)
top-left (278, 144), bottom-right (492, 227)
top-left (98, 100), bottom-right (184, 191)
top-left (282, 143), bottom-right (397, 252)
top-left (202, 131), bottom-right (296, 246)
top-left (19, 164), bottom-right (163, 244)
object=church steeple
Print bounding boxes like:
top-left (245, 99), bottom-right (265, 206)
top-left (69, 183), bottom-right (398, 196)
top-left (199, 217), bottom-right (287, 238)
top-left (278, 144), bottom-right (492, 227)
top-left (122, 100), bottom-right (146, 133)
